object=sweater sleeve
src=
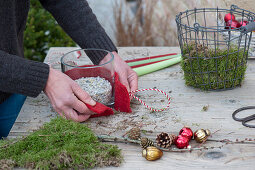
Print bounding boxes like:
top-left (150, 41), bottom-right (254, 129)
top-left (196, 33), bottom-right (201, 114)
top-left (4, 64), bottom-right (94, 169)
top-left (39, 0), bottom-right (117, 65)
top-left (0, 50), bottom-right (49, 97)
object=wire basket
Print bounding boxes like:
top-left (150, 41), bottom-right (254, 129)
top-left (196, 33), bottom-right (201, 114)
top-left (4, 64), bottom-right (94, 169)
top-left (175, 5), bottom-right (255, 90)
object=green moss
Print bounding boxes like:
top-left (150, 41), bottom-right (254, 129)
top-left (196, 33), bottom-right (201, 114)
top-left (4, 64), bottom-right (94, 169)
top-left (0, 118), bottom-right (122, 169)
top-left (181, 43), bottom-right (248, 90)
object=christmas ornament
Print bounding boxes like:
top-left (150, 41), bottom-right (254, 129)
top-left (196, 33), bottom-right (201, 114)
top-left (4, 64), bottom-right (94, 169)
top-left (127, 127), bottom-right (141, 140)
top-left (194, 129), bottom-right (211, 143)
top-left (140, 137), bottom-right (155, 149)
top-left (175, 135), bottom-right (189, 149)
top-left (179, 127), bottom-right (193, 141)
top-left (142, 146), bottom-right (163, 161)
top-left (156, 132), bottom-right (176, 148)
top-left (224, 13), bottom-right (236, 22)
top-left (225, 20), bottom-right (241, 29)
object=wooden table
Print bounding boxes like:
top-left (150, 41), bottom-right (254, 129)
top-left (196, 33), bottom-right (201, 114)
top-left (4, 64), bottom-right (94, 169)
top-left (11, 47), bottom-right (255, 170)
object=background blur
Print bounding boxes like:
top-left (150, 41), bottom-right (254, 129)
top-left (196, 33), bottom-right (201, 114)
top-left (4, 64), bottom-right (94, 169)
top-left (24, 0), bottom-right (254, 62)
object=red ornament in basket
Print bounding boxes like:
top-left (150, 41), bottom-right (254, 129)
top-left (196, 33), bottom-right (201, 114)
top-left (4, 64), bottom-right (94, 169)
top-left (224, 13), bottom-right (236, 22)
top-left (224, 13), bottom-right (251, 29)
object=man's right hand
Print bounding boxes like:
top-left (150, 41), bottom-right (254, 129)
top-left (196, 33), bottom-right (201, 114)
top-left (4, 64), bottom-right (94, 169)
top-left (44, 68), bottom-right (96, 122)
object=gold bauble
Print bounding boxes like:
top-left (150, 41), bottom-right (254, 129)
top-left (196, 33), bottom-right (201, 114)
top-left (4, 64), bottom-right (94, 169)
top-left (194, 129), bottom-right (211, 143)
top-left (205, 129), bottom-right (211, 136)
top-left (142, 146), bottom-right (163, 161)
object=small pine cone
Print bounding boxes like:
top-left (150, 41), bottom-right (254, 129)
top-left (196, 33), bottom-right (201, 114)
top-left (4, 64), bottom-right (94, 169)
top-left (156, 132), bottom-right (176, 148)
top-left (127, 127), bottom-right (141, 140)
top-left (140, 137), bottom-right (155, 149)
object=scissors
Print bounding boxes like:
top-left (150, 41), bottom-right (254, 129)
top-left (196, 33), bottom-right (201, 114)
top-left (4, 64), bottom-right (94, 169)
top-left (232, 106), bottom-right (255, 128)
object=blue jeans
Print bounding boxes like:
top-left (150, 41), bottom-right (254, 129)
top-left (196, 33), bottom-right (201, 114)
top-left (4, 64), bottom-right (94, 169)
top-left (0, 94), bottom-right (27, 139)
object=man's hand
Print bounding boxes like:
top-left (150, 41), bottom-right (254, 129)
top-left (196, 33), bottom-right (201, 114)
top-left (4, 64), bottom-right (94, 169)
top-left (44, 68), bottom-right (96, 122)
top-left (100, 51), bottom-right (138, 93)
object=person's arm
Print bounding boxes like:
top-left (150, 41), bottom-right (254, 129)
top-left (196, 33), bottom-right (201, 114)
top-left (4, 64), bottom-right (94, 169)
top-left (0, 50), bottom-right (49, 99)
top-left (39, 0), bottom-right (117, 64)
top-left (39, 0), bottom-right (138, 94)
top-left (0, 49), bottom-right (95, 122)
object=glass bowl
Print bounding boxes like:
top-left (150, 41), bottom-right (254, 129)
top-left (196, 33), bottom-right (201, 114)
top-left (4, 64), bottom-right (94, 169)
top-left (61, 49), bottom-right (115, 106)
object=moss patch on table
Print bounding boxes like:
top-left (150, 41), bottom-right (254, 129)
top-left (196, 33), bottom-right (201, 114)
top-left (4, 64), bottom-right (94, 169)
top-left (181, 43), bottom-right (248, 90)
top-left (0, 117), bottom-right (122, 169)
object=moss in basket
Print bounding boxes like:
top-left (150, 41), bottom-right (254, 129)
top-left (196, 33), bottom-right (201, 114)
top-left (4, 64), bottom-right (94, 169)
top-left (181, 43), bottom-right (248, 90)
top-left (0, 117), bottom-right (122, 169)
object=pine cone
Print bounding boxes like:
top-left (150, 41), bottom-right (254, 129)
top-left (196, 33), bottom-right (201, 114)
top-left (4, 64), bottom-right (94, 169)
top-left (140, 137), bottom-right (154, 149)
top-left (170, 134), bottom-right (177, 143)
top-left (127, 127), bottom-right (141, 140)
top-left (156, 132), bottom-right (176, 148)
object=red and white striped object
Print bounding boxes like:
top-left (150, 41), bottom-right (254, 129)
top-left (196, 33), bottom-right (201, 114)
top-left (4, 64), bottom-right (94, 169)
top-left (129, 88), bottom-right (171, 112)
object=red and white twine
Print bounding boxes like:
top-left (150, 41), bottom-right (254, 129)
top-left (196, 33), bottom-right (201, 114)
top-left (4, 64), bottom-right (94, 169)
top-left (129, 88), bottom-right (171, 112)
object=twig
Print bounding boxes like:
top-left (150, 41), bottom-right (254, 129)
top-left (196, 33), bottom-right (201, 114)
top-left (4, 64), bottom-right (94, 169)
top-left (121, 131), bottom-right (129, 138)
top-left (98, 135), bottom-right (141, 145)
top-left (160, 145), bottom-right (225, 152)
top-left (207, 138), bottom-right (255, 144)
top-left (212, 129), bottom-right (221, 135)
top-left (97, 135), bottom-right (225, 152)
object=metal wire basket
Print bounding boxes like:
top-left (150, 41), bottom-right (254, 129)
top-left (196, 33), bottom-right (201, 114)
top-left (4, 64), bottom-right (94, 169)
top-left (175, 5), bottom-right (255, 90)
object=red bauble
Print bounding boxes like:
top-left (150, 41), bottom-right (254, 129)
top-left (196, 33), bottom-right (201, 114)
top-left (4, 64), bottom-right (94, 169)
top-left (224, 13), bottom-right (236, 22)
top-left (225, 20), bottom-right (241, 29)
top-left (179, 127), bottom-right (193, 141)
top-left (240, 21), bottom-right (248, 27)
top-left (175, 135), bottom-right (189, 149)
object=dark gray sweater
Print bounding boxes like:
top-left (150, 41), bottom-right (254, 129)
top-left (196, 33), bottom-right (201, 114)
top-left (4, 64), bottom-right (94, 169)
top-left (0, 0), bottom-right (117, 104)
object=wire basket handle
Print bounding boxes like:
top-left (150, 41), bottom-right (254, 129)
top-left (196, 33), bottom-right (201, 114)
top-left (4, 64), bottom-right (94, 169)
top-left (230, 4), bottom-right (239, 10)
top-left (231, 4), bottom-right (255, 15)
